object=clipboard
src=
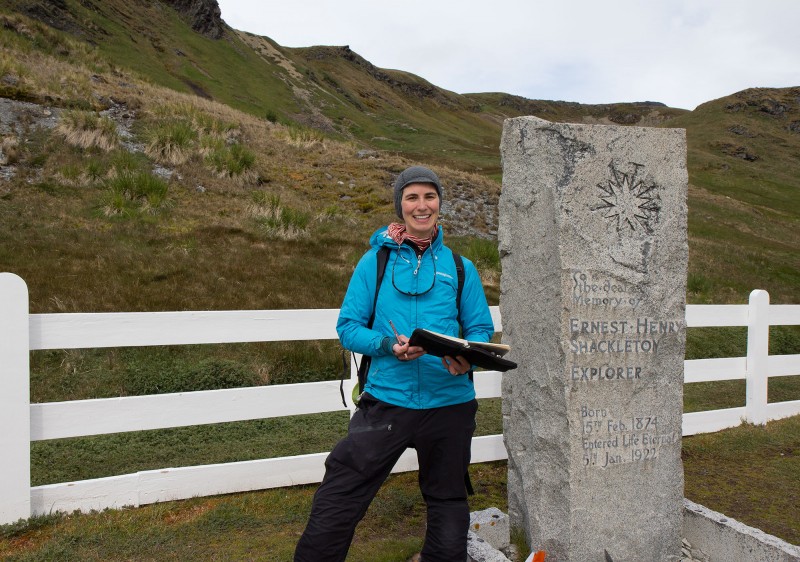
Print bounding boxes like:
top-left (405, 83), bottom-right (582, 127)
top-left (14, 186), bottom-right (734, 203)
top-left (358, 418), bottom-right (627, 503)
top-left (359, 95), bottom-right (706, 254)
top-left (408, 328), bottom-right (518, 372)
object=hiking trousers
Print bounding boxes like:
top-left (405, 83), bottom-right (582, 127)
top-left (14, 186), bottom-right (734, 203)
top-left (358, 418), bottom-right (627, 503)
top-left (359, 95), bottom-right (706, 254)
top-left (294, 394), bottom-right (478, 562)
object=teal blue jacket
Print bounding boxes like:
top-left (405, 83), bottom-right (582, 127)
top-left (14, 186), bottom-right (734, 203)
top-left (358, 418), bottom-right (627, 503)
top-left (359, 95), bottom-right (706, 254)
top-left (336, 226), bottom-right (494, 409)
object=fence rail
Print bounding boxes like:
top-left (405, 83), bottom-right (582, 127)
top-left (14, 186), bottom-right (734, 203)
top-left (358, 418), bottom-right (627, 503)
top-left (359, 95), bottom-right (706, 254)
top-left (1, 272), bottom-right (798, 524)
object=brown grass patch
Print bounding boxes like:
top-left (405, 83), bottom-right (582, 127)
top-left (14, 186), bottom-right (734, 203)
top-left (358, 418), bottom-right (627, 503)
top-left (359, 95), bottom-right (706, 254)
top-left (56, 110), bottom-right (118, 151)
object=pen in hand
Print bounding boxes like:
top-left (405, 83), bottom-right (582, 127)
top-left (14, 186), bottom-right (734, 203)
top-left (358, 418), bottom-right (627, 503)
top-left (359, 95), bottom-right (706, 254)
top-left (389, 319), bottom-right (410, 361)
top-left (388, 320), bottom-right (402, 345)
top-left (389, 320), bottom-right (425, 361)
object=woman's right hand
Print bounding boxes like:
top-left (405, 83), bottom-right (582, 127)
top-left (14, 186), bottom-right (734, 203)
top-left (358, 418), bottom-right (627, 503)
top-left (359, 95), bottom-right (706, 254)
top-left (392, 335), bottom-right (426, 361)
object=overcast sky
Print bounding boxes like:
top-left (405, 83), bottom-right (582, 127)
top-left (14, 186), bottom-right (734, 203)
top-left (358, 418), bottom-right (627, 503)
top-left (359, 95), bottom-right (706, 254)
top-left (216, 0), bottom-right (799, 111)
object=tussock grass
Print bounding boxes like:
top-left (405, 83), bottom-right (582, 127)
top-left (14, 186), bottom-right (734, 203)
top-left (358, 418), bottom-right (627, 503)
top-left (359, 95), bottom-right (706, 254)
top-left (0, 135), bottom-right (20, 165)
top-left (108, 150), bottom-right (145, 176)
top-left (100, 171), bottom-right (170, 216)
top-left (0, 14), bottom-right (108, 106)
top-left (84, 157), bottom-right (108, 183)
top-left (141, 102), bottom-right (256, 182)
top-left (57, 110), bottom-right (119, 151)
top-left (144, 119), bottom-right (197, 166)
top-left (206, 142), bottom-right (256, 180)
top-left (248, 192), bottom-right (310, 239)
top-left (279, 124), bottom-right (328, 149)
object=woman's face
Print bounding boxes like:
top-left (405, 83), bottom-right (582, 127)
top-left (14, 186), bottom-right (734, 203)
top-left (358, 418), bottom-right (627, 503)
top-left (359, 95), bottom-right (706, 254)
top-left (401, 183), bottom-right (440, 239)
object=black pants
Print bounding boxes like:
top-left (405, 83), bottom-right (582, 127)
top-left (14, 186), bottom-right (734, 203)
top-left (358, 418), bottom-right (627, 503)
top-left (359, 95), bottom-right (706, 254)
top-left (294, 395), bottom-right (478, 562)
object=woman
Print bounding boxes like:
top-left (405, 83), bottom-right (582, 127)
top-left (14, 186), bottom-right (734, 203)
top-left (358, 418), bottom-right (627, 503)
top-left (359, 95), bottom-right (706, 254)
top-left (294, 165), bottom-right (494, 562)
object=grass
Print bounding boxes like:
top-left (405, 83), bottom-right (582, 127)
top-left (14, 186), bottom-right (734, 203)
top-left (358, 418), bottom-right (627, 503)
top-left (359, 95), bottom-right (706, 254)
top-left (144, 119), bottom-right (197, 166)
top-left (56, 110), bottom-right (119, 152)
top-left (683, 324), bottom-right (800, 413)
top-left (11, 314), bottom-right (796, 558)
top-left (247, 192), bottom-right (311, 239)
top-left (100, 171), bottom-right (170, 216)
top-left (683, 416), bottom-right (800, 546)
top-left (0, 462), bottom-right (508, 561)
top-left (206, 142), bottom-right (256, 178)
top-left (2, 417), bottom-right (797, 560)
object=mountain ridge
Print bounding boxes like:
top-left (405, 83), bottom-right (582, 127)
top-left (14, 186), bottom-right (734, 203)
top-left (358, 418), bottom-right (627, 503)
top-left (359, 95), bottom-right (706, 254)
top-left (3, 0), bottom-right (694, 175)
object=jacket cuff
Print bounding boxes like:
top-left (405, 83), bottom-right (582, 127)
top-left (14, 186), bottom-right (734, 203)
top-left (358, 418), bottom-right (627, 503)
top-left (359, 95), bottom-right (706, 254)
top-left (380, 336), bottom-right (393, 355)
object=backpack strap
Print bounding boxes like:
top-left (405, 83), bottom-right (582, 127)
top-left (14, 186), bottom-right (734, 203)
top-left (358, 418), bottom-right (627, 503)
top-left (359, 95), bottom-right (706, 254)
top-left (342, 246), bottom-right (391, 407)
top-left (369, 246), bottom-right (391, 330)
top-left (451, 251), bottom-right (472, 383)
top-left (452, 252), bottom-right (464, 325)
top-left (356, 246), bottom-right (390, 394)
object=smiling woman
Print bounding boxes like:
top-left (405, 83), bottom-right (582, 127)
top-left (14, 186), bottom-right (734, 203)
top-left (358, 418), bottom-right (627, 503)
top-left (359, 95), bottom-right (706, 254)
top-left (393, 165), bottom-right (443, 239)
top-left (294, 165), bottom-right (495, 561)
top-left (399, 183), bottom-right (440, 239)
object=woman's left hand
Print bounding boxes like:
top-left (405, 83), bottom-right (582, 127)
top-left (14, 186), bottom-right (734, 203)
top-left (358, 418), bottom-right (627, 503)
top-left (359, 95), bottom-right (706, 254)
top-left (441, 355), bottom-right (471, 376)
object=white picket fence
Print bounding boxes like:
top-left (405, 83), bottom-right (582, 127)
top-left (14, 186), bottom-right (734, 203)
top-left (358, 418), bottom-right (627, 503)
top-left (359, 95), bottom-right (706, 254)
top-left (1, 272), bottom-right (799, 525)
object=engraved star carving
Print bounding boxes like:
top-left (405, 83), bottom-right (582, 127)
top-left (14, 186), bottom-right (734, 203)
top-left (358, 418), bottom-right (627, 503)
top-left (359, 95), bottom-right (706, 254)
top-left (594, 163), bottom-right (660, 234)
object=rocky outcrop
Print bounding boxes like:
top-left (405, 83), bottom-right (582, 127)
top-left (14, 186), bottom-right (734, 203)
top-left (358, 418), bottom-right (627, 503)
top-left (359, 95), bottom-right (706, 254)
top-left (162, 0), bottom-right (225, 39)
top-left (297, 45), bottom-right (463, 108)
top-left (14, 0), bottom-right (225, 41)
top-left (724, 87), bottom-right (800, 118)
top-left (15, 0), bottom-right (87, 38)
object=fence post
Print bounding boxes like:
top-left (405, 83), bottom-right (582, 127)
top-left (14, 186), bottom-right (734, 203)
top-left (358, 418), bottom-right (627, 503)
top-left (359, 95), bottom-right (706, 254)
top-left (745, 289), bottom-right (769, 425)
top-left (0, 273), bottom-right (31, 524)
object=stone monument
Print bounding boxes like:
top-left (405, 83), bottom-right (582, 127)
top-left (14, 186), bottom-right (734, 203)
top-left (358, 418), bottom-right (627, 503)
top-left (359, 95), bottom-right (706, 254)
top-left (498, 116), bottom-right (688, 561)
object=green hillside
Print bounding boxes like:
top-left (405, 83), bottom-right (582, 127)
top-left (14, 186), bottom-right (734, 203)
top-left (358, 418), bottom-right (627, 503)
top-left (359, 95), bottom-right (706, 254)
top-left (672, 88), bottom-right (800, 304)
top-left (1, 0), bottom-right (797, 306)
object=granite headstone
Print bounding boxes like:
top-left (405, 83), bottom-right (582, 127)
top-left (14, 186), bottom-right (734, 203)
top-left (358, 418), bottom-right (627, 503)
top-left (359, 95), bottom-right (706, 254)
top-left (499, 116), bottom-right (688, 561)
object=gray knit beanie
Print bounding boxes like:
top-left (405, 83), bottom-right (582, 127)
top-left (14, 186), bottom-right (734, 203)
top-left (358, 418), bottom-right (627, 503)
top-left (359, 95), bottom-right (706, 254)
top-left (393, 166), bottom-right (443, 218)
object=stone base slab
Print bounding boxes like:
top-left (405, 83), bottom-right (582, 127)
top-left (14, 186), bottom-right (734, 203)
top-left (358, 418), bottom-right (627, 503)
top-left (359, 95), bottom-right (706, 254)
top-left (683, 499), bottom-right (800, 562)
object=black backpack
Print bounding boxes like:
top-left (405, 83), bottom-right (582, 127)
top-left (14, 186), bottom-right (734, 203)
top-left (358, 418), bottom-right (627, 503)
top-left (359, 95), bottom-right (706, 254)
top-left (339, 246), bottom-right (465, 407)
